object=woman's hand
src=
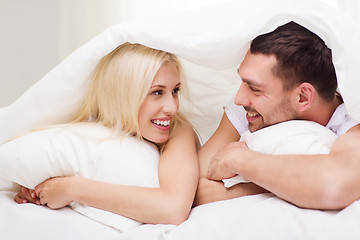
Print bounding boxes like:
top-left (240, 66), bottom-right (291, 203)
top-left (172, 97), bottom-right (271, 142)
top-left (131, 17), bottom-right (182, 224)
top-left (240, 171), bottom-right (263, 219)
top-left (14, 185), bottom-right (41, 205)
top-left (35, 176), bottom-right (78, 209)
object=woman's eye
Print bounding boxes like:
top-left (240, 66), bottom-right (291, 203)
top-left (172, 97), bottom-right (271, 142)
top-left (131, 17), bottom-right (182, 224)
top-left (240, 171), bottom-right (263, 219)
top-left (172, 87), bottom-right (180, 94)
top-left (152, 90), bottom-right (162, 96)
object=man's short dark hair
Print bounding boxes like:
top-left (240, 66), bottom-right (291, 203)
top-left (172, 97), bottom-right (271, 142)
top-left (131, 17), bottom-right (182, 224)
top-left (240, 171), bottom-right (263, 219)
top-left (250, 21), bottom-right (337, 101)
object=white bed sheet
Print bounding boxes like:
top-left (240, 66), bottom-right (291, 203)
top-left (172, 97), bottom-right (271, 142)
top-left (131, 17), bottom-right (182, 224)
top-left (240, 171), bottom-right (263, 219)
top-left (0, 191), bottom-right (122, 240)
top-left (2, 190), bottom-right (360, 240)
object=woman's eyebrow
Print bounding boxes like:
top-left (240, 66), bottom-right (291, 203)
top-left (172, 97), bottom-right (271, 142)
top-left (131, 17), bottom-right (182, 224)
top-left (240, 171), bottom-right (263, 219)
top-left (150, 84), bottom-right (166, 89)
top-left (150, 82), bottom-right (181, 89)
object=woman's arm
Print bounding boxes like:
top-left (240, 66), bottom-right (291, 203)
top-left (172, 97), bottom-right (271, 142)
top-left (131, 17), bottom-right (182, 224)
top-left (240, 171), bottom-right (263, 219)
top-left (35, 122), bottom-right (199, 225)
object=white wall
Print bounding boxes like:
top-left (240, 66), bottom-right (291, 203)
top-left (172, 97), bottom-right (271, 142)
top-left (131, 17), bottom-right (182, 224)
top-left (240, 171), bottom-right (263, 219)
top-left (0, 0), bottom-right (59, 107)
top-left (57, 0), bottom-right (131, 62)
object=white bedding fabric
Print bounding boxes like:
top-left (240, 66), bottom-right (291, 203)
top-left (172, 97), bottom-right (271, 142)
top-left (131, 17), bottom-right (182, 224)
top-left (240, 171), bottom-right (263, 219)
top-left (1, 190), bottom-right (360, 240)
top-left (1, 0), bottom-right (360, 239)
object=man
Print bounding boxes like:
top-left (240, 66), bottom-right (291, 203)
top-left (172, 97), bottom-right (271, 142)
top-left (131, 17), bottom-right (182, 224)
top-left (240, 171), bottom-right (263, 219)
top-left (195, 21), bottom-right (360, 210)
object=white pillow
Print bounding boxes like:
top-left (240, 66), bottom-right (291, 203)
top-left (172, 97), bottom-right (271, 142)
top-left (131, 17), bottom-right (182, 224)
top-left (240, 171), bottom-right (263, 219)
top-left (223, 120), bottom-right (337, 187)
top-left (0, 124), bottom-right (160, 232)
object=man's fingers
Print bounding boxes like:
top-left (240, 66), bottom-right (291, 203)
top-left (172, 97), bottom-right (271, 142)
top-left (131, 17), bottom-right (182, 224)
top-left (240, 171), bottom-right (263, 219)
top-left (207, 158), bottom-right (220, 180)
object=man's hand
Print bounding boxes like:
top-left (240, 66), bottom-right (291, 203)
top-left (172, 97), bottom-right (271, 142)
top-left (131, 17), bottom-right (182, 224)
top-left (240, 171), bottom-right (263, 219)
top-left (207, 141), bottom-right (249, 181)
top-left (14, 185), bottom-right (41, 205)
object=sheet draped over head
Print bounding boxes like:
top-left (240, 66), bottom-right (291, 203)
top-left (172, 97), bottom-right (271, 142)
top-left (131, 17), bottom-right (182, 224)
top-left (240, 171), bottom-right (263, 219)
top-left (0, 0), bottom-right (359, 145)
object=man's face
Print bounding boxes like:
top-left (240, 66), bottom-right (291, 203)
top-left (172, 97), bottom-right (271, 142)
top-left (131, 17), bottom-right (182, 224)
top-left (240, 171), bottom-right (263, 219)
top-left (235, 51), bottom-right (298, 132)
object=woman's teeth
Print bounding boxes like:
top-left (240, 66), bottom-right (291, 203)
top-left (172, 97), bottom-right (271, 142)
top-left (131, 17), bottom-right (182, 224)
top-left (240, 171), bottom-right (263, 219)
top-left (152, 120), bottom-right (170, 127)
top-left (247, 112), bottom-right (259, 117)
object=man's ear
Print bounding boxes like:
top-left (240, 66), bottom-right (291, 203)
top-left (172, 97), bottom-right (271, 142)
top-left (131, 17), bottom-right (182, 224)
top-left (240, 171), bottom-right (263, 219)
top-left (293, 82), bottom-right (316, 112)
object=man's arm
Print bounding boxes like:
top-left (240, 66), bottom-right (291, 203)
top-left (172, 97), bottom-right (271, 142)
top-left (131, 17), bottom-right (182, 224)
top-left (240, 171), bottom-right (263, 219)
top-left (194, 177), bottom-right (267, 206)
top-left (195, 113), bottom-right (267, 206)
top-left (208, 124), bottom-right (360, 210)
top-left (199, 113), bottom-right (240, 178)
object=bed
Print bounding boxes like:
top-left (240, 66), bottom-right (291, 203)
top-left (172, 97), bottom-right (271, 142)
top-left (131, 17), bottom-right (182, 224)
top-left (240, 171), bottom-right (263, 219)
top-left (1, 0), bottom-right (360, 239)
top-left (2, 190), bottom-right (360, 240)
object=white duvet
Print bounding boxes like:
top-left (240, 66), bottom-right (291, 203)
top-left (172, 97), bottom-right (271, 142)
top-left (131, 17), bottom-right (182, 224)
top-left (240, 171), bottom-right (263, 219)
top-left (1, 191), bottom-right (360, 240)
top-left (1, 0), bottom-right (360, 239)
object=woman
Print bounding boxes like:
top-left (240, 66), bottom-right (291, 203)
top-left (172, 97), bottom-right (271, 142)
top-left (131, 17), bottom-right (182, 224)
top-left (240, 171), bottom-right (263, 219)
top-left (14, 43), bottom-right (199, 225)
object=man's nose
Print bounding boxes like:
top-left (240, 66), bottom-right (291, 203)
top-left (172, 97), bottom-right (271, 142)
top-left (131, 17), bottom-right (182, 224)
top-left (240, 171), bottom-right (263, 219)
top-left (234, 83), bottom-right (251, 106)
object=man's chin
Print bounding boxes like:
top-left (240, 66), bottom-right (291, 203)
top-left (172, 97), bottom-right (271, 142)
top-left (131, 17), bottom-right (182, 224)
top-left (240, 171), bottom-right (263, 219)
top-left (248, 120), bottom-right (272, 132)
top-left (248, 123), bottom-right (261, 133)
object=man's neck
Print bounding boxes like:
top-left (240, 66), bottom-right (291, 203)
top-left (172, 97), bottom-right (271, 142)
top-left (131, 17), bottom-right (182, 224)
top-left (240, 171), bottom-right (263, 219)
top-left (303, 95), bottom-right (342, 126)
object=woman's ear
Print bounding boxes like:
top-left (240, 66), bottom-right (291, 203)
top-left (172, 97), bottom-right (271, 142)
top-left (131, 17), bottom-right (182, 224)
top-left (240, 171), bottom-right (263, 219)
top-left (293, 82), bottom-right (316, 112)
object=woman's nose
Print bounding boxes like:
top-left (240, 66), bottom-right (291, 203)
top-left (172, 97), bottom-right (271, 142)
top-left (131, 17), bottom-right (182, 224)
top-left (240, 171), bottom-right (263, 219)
top-left (163, 96), bottom-right (179, 115)
top-left (234, 83), bottom-right (251, 106)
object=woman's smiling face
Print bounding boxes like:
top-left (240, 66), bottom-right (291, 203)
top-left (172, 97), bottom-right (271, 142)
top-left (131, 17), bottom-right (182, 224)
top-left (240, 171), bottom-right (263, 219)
top-left (138, 62), bottom-right (180, 144)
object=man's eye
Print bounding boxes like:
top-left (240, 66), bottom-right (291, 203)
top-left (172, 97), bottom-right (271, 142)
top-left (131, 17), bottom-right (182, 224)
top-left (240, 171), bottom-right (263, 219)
top-left (250, 87), bottom-right (260, 92)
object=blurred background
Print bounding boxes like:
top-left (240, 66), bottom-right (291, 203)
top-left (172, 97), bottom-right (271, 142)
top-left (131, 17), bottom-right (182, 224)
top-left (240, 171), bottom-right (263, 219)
top-left (0, 0), bottom-right (359, 107)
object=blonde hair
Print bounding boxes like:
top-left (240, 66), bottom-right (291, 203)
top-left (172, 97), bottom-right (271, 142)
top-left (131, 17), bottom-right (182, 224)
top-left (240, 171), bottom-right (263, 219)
top-left (72, 43), bottom-right (188, 141)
